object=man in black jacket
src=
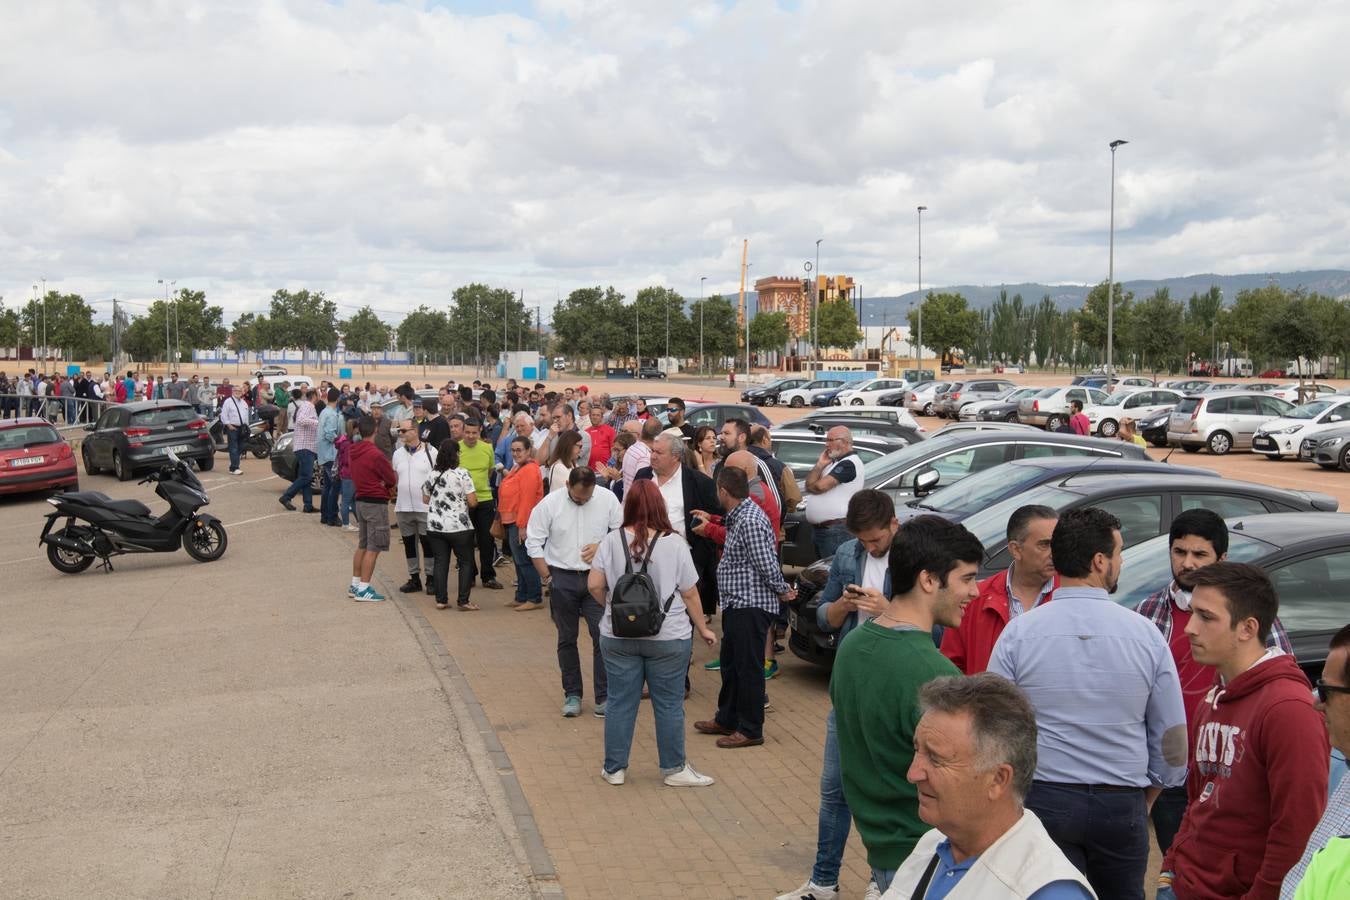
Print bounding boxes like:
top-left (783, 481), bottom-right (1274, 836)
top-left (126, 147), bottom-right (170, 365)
top-left (634, 432), bottom-right (720, 617)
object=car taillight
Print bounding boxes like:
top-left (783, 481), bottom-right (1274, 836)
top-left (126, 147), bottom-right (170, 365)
top-left (1032, 400), bottom-right (1039, 411)
top-left (1190, 404), bottom-right (1202, 420)
top-left (949, 392), bottom-right (960, 400)
top-left (55, 444), bottom-right (72, 460)
top-left (125, 428), bottom-right (151, 437)
top-left (187, 419), bottom-right (206, 429)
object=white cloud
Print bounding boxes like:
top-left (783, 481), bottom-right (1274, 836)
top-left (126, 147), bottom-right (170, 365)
top-left (0, 0), bottom-right (1346, 327)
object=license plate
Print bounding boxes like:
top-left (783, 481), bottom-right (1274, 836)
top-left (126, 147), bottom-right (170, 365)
top-left (1253, 436), bottom-right (1272, 449)
top-left (162, 444), bottom-right (192, 455)
top-left (1301, 444), bottom-right (1315, 460)
top-left (10, 456), bottom-right (44, 467)
top-left (789, 612), bottom-right (799, 632)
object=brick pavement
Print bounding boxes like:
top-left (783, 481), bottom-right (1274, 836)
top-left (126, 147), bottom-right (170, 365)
top-left (394, 563), bottom-right (874, 900)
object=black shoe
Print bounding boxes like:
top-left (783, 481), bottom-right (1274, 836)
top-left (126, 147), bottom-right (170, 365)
top-left (279, 497), bottom-right (296, 511)
top-left (424, 577), bottom-right (435, 596)
top-left (482, 578), bottom-right (504, 590)
top-left (302, 507), bottom-right (319, 514)
top-left (399, 575), bottom-right (423, 593)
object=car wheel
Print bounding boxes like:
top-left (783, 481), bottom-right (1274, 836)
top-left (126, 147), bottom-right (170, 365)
top-left (1207, 431), bottom-right (1233, 455)
top-left (1181, 444), bottom-right (1202, 453)
top-left (790, 396), bottom-right (804, 408)
top-left (1098, 419), bottom-right (1118, 438)
top-left (82, 445), bottom-right (100, 476)
top-left (1005, 413), bottom-right (1019, 423)
top-left (1150, 437), bottom-right (1169, 448)
top-left (1044, 414), bottom-right (1064, 431)
top-left (197, 453), bottom-right (216, 471)
top-left (1341, 446), bottom-right (1350, 473)
top-left (113, 450), bottom-right (132, 481)
top-left (764, 396), bottom-right (776, 406)
top-left (851, 398), bottom-right (864, 406)
top-left (922, 402), bottom-right (935, 416)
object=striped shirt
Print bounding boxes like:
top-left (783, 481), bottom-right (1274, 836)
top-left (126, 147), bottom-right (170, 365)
top-left (291, 400), bottom-right (319, 454)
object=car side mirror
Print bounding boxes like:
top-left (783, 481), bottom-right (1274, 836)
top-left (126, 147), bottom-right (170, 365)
top-left (84, 423), bottom-right (96, 432)
top-left (914, 468), bottom-right (941, 497)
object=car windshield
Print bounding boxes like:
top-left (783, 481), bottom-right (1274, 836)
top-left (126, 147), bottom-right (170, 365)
top-left (1288, 400), bottom-right (1332, 420)
top-left (0, 424), bottom-right (62, 449)
top-left (862, 434), bottom-right (966, 483)
top-left (1112, 531), bottom-right (1276, 609)
top-left (912, 463), bottom-right (1053, 517)
top-left (961, 484), bottom-right (1078, 551)
top-left (1033, 387), bottom-right (1058, 398)
top-left (131, 406), bottom-right (198, 427)
top-left (1096, 392), bottom-right (1130, 407)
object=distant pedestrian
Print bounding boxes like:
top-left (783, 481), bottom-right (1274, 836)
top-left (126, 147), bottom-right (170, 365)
top-left (460, 418), bottom-right (502, 590)
top-left (336, 419), bottom-right (357, 531)
top-left (1068, 399), bottom-right (1091, 436)
top-left (348, 415), bottom-right (398, 602)
top-left (219, 386), bottom-right (249, 476)
top-left (318, 387), bottom-right (342, 525)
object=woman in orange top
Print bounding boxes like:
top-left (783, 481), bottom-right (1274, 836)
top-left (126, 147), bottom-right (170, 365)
top-left (497, 435), bottom-right (545, 610)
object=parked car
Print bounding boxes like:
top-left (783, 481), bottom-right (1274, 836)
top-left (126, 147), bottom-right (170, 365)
top-left (1196, 382), bottom-right (1242, 393)
top-left (778, 379), bottom-right (847, 408)
top-left (0, 417), bottom-right (78, 495)
top-left (81, 400), bottom-right (215, 481)
top-left (1111, 376), bottom-right (1156, 392)
top-left (742, 377), bottom-right (810, 407)
top-left (252, 366), bottom-right (288, 378)
top-left (653, 402), bottom-right (771, 430)
top-left (1166, 392), bottom-right (1295, 454)
top-left (1272, 382), bottom-right (1338, 404)
top-left (935, 379), bottom-right (1018, 419)
top-left (958, 386), bottom-right (1041, 422)
top-left (776, 416), bottom-right (925, 446)
top-left (779, 431), bottom-right (1149, 567)
top-left (1137, 407), bottom-right (1174, 448)
top-left (1111, 513), bottom-right (1350, 679)
top-left (1260, 368), bottom-right (1287, 379)
top-left (1252, 397), bottom-right (1350, 460)
top-left (936, 421), bottom-right (1041, 435)
top-left (961, 472), bottom-right (1336, 577)
top-left (812, 386), bottom-right (848, 407)
top-left (768, 432), bottom-right (910, 486)
top-left (834, 378), bottom-right (911, 407)
top-left (1017, 386), bottom-right (1109, 430)
top-left (1085, 388), bottom-right (1183, 437)
top-left (1161, 379), bottom-right (1211, 393)
top-left (801, 405), bottom-right (924, 431)
top-left (636, 366), bottom-right (667, 380)
top-left (973, 388), bottom-right (1045, 422)
top-left (1310, 424), bottom-right (1350, 469)
top-left (903, 381), bottom-right (952, 416)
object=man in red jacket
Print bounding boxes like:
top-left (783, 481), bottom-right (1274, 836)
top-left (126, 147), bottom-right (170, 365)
top-left (1158, 562), bottom-right (1328, 900)
top-left (941, 504), bottom-right (1059, 674)
top-left (348, 415), bottom-right (398, 602)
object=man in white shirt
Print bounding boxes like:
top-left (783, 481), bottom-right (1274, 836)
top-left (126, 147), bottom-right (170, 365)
top-left (392, 421), bottom-right (436, 595)
top-left (218, 387), bottom-right (250, 475)
top-left (526, 466), bottom-right (622, 718)
top-left (805, 426), bottom-right (865, 560)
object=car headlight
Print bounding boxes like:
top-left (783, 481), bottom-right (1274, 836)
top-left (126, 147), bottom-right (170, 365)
top-left (274, 434), bottom-right (293, 452)
top-left (1269, 425), bottom-right (1304, 435)
top-left (1321, 437), bottom-right (1344, 448)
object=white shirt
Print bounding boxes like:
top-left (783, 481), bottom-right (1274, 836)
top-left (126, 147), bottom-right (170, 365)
top-left (548, 460), bottom-right (571, 494)
top-left (220, 396), bottom-right (249, 428)
top-left (861, 551), bottom-right (888, 594)
top-left (655, 466), bottom-right (686, 537)
top-left (530, 429), bottom-right (548, 450)
top-left (393, 441), bottom-right (436, 513)
top-left (525, 487), bottom-right (623, 571)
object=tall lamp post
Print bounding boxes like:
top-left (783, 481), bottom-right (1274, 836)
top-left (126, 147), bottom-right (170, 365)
top-left (699, 276), bottom-right (706, 377)
top-left (744, 263), bottom-right (752, 380)
top-left (156, 279), bottom-right (175, 366)
top-left (1106, 139), bottom-right (1128, 377)
top-left (917, 206), bottom-right (926, 373)
top-left (813, 239), bottom-right (822, 375)
top-left (40, 277), bottom-right (47, 364)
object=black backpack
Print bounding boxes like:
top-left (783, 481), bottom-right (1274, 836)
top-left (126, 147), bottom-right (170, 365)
top-left (610, 532), bottom-right (675, 638)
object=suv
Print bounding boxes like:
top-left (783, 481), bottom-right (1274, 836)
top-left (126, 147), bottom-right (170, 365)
top-left (1167, 392), bottom-right (1295, 454)
top-left (742, 377), bottom-right (809, 407)
top-left (935, 379), bottom-right (1017, 419)
top-left (1017, 386), bottom-right (1108, 430)
top-left (81, 400), bottom-right (216, 481)
top-left (1085, 388), bottom-right (1183, 437)
top-left (636, 366), bottom-right (666, 380)
top-left (779, 379), bottom-right (846, 408)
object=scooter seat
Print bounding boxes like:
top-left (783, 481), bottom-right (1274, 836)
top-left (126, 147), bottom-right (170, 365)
top-left (62, 491), bottom-right (153, 517)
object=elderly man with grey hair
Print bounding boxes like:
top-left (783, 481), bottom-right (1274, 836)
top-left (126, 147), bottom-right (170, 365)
top-left (881, 674), bottom-right (1095, 899)
top-left (634, 431), bottom-right (721, 618)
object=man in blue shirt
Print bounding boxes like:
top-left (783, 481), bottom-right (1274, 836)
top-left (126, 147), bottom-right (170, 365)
top-left (988, 506), bottom-right (1186, 900)
top-left (317, 387), bottom-right (342, 526)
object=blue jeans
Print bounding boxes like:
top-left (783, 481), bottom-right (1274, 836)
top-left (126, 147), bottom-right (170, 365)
top-left (319, 461), bottom-right (339, 522)
top-left (810, 708), bottom-right (853, 887)
top-left (282, 449), bottom-right (316, 509)
top-left (812, 523), bottom-right (852, 562)
top-left (1027, 781), bottom-right (1148, 900)
top-left (871, 869), bottom-right (897, 894)
top-left (599, 636), bottom-right (691, 775)
top-left (507, 524), bottom-right (541, 602)
top-left (226, 425), bottom-right (245, 471)
top-left (340, 478), bottom-right (356, 526)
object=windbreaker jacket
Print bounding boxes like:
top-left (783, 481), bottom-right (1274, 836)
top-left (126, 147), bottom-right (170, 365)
top-left (349, 437), bottom-right (397, 502)
top-left (941, 568), bottom-right (1059, 675)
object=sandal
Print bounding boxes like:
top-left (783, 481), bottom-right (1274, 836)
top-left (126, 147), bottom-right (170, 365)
top-left (457, 602), bottom-right (480, 611)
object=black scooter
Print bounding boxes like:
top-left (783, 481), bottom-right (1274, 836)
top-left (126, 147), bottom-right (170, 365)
top-left (208, 417), bottom-right (273, 459)
top-left (39, 451), bottom-right (228, 573)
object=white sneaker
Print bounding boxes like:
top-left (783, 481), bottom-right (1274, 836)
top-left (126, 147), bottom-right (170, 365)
top-left (663, 764), bottom-right (715, 787)
top-left (229, 468), bottom-right (243, 476)
top-left (600, 767), bottom-right (625, 785)
top-left (774, 881), bottom-right (839, 900)
top-left (863, 881), bottom-right (880, 900)
top-left (342, 524), bottom-right (359, 532)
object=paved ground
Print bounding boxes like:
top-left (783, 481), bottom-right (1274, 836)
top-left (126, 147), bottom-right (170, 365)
top-left (0, 462), bottom-right (540, 899)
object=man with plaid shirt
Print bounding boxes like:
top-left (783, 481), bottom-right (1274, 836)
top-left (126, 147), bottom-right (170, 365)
top-left (1136, 507), bottom-right (1293, 854)
top-left (695, 466), bottom-right (796, 749)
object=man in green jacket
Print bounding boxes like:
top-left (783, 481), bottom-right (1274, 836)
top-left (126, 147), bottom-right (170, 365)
top-left (828, 514), bottom-right (983, 895)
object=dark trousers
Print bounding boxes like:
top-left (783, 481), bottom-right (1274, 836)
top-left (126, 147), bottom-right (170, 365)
top-left (1027, 780), bottom-right (1148, 900)
top-left (427, 530), bottom-right (475, 604)
top-left (715, 607), bottom-right (772, 740)
top-left (402, 529), bottom-right (433, 577)
top-left (549, 568), bottom-right (606, 702)
top-left (1150, 785), bottom-right (1188, 854)
top-left (320, 461), bottom-right (340, 523)
top-left (468, 498), bottom-right (497, 582)
top-left (225, 425), bottom-right (245, 471)
top-left (281, 449), bottom-right (316, 509)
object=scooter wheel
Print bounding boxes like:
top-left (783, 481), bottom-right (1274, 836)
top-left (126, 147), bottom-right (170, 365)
top-left (47, 535), bottom-right (94, 574)
top-left (249, 440), bottom-right (271, 460)
top-left (183, 520), bottom-right (228, 562)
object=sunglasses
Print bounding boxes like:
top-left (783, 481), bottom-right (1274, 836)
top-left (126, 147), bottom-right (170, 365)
top-left (1316, 680), bottom-right (1350, 704)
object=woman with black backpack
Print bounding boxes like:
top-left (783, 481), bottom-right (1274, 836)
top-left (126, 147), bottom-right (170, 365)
top-left (587, 479), bottom-right (718, 788)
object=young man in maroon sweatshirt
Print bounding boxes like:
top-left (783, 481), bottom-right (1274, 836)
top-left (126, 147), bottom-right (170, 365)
top-left (1158, 562), bottom-right (1327, 900)
top-left (348, 415), bottom-right (398, 602)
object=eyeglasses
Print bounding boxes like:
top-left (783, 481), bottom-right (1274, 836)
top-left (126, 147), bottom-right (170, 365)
top-left (666, 407), bottom-right (680, 414)
top-left (1316, 680), bottom-right (1350, 704)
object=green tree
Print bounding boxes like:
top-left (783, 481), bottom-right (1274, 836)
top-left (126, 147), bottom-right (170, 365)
top-left (907, 292), bottom-right (979, 362)
top-left (1075, 281), bottom-right (1134, 368)
top-left (0, 302), bottom-right (22, 351)
top-left (446, 284), bottom-right (537, 366)
top-left (687, 294), bottom-right (738, 372)
top-left (1130, 288), bottom-right (1186, 376)
top-left (1261, 292), bottom-right (1339, 386)
top-left (341, 306), bottom-right (391, 373)
top-left (550, 286), bottom-right (628, 371)
top-left (632, 286), bottom-right (691, 361)
top-left (396, 306), bottom-right (452, 367)
top-left (815, 299), bottom-right (862, 350)
top-left (265, 289), bottom-right (339, 370)
top-left (1032, 296), bottom-right (1057, 369)
top-left (749, 311), bottom-right (790, 360)
top-left (20, 291), bottom-right (103, 360)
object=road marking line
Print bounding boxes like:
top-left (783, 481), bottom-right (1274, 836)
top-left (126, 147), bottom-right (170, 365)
top-left (223, 512), bottom-right (289, 527)
top-left (0, 554), bottom-right (44, 565)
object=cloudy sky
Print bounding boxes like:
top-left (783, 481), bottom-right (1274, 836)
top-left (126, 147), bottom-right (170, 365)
top-left (1, 0), bottom-right (1346, 326)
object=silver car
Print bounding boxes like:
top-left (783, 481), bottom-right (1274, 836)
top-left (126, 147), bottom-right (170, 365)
top-left (1166, 391), bottom-right (1294, 454)
top-left (904, 381), bottom-right (952, 417)
top-left (935, 379), bottom-right (1017, 419)
top-left (1017, 386), bottom-right (1108, 430)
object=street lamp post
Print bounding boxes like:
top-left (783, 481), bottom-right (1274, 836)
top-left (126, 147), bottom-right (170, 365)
top-left (744, 263), bottom-right (753, 380)
top-left (156, 279), bottom-right (175, 366)
top-left (813, 239), bottom-right (822, 375)
top-left (40, 277), bottom-right (46, 364)
top-left (475, 293), bottom-right (481, 378)
top-left (636, 302), bottom-right (641, 372)
top-left (917, 206), bottom-right (926, 373)
top-left (1107, 139), bottom-right (1128, 377)
top-left (699, 276), bottom-right (706, 377)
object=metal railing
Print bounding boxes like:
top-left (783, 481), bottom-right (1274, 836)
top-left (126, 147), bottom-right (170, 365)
top-left (0, 393), bottom-right (112, 432)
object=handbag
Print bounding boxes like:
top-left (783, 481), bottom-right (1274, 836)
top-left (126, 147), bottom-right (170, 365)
top-left (610, 532), bottom-right (675, 638)
top-left (490, 517), bottom-right (505, 541)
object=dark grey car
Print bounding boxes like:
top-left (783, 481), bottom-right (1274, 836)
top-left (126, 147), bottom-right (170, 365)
top-left (82, 401), bottom-right (216, 481)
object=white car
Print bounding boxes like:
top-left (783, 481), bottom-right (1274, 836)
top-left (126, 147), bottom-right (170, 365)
top-left (834, 377), bottom-right (911, 406)
top-left (904, 381), bottom-right (952, 416)
top-left (1086, 388), bottom-right (1183, 437)
top-left (957, 386), bottom-right (1042, 421)
top-left (1109, 376), bottom-right (1155, 393)
top-left (1271, 382), bottom-right (1338, 404)
top-left (1252, 397), bottom-right (1350, 459)
top-left (778, 378), bottom-right (847, 408)
top-left (252, 366), bottom-right (288, 378)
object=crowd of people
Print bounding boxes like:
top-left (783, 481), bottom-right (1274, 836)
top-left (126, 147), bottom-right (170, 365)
top-left (26, 362), bottom-right (1348, 899)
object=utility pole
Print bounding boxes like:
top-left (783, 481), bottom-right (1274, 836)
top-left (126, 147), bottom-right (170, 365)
top-left (157, 278), bottom-right (173, 368)
top-left (813, 239), bottom-right (822, 375)
top-left (1106, 139), bottom-right (1128, 378)
top-left (744, 263), bottom-right (752, 380)
top-left (917, 206), bottom-right (927, 374)
top-left (699, 275), bottom-right (706, 378)
top-left (40, 277), bottom-right (47, 365)
top-left (636, 301), bottom-right (641, 372)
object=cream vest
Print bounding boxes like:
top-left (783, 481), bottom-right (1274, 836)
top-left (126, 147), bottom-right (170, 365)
top-left (804, 453), bottom-right (864, 524)
top-left (881, 810), bottom-right (1096, 900)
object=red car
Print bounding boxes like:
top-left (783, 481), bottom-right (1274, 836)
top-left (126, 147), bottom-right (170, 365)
top-left (1260, 368), bottom-right (1287, 379)
top-left (0, 418), bottom-right (79, 496)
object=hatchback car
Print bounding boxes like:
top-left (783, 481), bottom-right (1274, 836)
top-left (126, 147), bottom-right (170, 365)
top-left (1137, 408), bottom-right (1174, 447)
top-left (779, 379), bottom-right (847, 408)
top-left (1167, 392), bottom-right (1295, 454)
top-left (903, 381), bottom-right (952, 416)
top-left (1253, 397), bottom-right (1350, 460)
top-left (741, 377), bottom-right (810, 407)
top-left (834, 378), bottom-right (910, 406)
top-left (0, 418), bottom-right (78, 495)
top-left (82, 400), bottom-right (215, 480)
top-left (958, 386), bottom-right (1041, 421)
top-left (1310, 425), bottom-right (1350, 470)
top-left (1085, 388), bottom-right (1184, 437)
top-left (935, 379), bottom-right (1018, 419)
top-left (1017, 386), bottom-right (1108, 429)
top-left (1112, 513), bottom-right (1350, 679)
top-left (813, 386), bottom-right (848, 407)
